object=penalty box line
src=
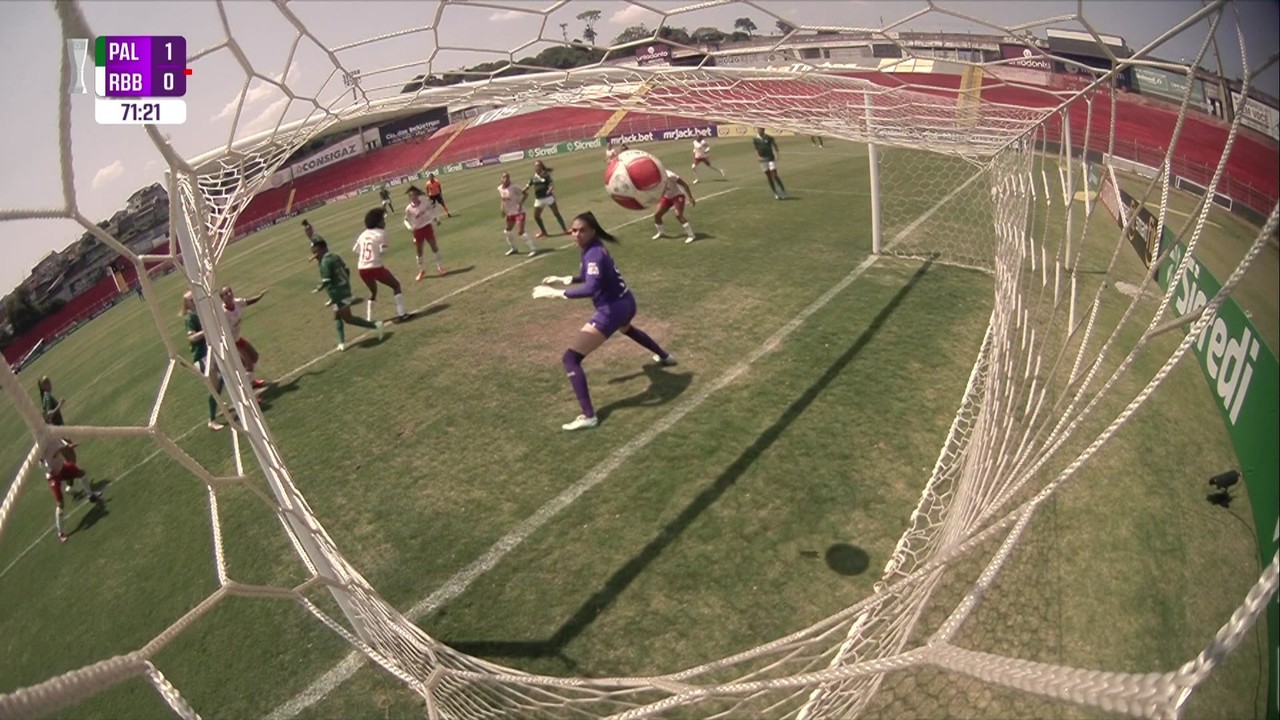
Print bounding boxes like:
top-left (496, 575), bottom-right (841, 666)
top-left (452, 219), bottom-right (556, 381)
top-left (270, 210), bottom-right (897, 720)
top-left (0, 189), bottom-right (740, 581)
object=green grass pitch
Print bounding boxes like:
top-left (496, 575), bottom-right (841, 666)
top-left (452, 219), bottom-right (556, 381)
top-left (0, 137), bottom-right (1269, 719)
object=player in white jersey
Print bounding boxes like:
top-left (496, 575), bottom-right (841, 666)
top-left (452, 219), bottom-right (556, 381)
top-left (404, 186), bottom-right (445, 279)
top-left (219, 285), bottom-right (268, 390)
top-left (498, 172), bottom-right (538, 257)
top-left (354, 208), bottom-right (409, 321)
top-left (690, 138), bottom-right (725, 183)
top-left (652, 169), bottom-right (697, 243)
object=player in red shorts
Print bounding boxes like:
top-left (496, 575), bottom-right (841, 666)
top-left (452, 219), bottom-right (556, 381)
top-left (690, 137), bottom-right (725, 183)
top-left (651, 169), bottom-right (697, 244)
top-left (42, 439), bottom-right (101, 544)
top-left (497, 172), bottom-right (538, 257)
top-left (354, 207), bottom-right (409, 322)
top-left (404, 185), bottom-right (445, 279)
top-left (219, 285), bottom-right (268, 390)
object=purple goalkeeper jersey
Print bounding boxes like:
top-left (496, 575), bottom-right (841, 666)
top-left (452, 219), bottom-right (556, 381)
top-left (565, 240), bottom-right (630, 307)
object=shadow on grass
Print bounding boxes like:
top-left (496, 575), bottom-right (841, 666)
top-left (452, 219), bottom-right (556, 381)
top-left (70, 494), bottom-right (109, 536)
top-left (596, 365), bottom-right (694, 422)
top-left (436, 265), bottom-right (476, 279)
top-left (417, 304), bottom-right (450, 320)
top-left (445, 258), bottom-right (934, 660)
top-left (258, 369), bottom-right (323, 410)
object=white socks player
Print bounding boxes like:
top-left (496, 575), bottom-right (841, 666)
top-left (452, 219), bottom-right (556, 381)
top-left (503, 229), bottom-right (537, 257)
top-left (653, 221), bottom-right (696, 243)
top-left (365, 294), bottom-right (406, 322)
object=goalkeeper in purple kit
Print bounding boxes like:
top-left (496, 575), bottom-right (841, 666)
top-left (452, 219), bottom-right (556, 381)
top-left (532, 212), bottom-right (676, 431)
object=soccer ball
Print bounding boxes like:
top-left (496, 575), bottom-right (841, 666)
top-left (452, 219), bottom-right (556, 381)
top-left (605, 149), bottom-right (666, 210)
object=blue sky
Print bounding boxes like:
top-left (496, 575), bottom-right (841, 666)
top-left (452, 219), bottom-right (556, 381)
top-left (1, 0), bottom-right (1276, 296)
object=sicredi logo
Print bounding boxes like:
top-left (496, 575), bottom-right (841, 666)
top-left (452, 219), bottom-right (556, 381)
top-left (1170, 246), bottom-right (1261, 424)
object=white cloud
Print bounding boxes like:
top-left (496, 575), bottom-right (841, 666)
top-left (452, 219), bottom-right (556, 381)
top-left (488, 9), bottom-right (524, 22)
top-left (92, 160), bottom-right (125, 191)
top-left (211, 62), bottom-right (301, 123)
top-left (240, 96), bottom-right (291, 135)
top-left (609, 4), bottom-right (656, 27)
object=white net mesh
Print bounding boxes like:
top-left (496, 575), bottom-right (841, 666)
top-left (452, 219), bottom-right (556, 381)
top-left (1, 1), bottom-right (1276, 718)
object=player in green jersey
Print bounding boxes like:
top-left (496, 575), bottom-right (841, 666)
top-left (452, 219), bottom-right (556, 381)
top-left (311, 237), bottom-right (384, 352)
top-left (524, 160), bottom-right (570, 238)
top-left (180, 291), bottom-right (229, 431)
top-left (752, 128), bottom-right (788, 200)
top-left (38, 375), bottom-right (78, 463)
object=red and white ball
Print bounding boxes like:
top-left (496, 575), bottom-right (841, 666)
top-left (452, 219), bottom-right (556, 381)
top-left (605, 149), bottom-right (667, 210)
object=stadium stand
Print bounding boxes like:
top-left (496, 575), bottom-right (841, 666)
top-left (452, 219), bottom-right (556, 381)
top-left (7, 77), bottom-right (1275, 366)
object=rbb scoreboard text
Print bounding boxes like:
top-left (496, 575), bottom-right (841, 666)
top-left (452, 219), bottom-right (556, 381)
top-left (72, 35), bottom-right (190, 125)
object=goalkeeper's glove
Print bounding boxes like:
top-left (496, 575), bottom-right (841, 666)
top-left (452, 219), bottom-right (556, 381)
top-left (403, 219), bottom-right (413, 231)
top-left (541, 275), bottom-right (573, 285)
top-left (532, 285), bottom-right (567, 300)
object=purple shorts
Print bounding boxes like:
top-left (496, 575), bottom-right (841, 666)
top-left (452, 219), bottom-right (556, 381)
top-left (588, 293), bottom-right (637, 338)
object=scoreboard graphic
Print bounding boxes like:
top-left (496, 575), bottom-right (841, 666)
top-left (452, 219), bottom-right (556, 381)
top-left (67, 36), bottom-right (189, 125)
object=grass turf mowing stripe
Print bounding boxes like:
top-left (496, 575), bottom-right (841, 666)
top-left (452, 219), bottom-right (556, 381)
top-left (0, 189), bottom-right (741, 581)
top-left (268, 175), bottom-right (973, 720)
top-left (268, 248), bottom-right (888, 720)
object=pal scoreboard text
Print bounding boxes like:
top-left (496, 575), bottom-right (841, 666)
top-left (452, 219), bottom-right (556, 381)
top-left (68, 36), bottom-right (189, 125)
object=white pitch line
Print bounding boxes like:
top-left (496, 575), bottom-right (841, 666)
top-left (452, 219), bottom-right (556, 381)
top-left (268, 221), bottom-right (884, 720)
top-left (0, 189), bottom-right (742, 580)
top-left (0, 423), bottom-right (202, 580)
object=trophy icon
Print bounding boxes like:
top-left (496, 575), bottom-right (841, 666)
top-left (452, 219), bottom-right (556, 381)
top-left (67, 38), bottom-right (89, 94)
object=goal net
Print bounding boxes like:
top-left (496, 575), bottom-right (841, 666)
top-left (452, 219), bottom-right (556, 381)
top-left (1, 1), bottom-right (1276, 719)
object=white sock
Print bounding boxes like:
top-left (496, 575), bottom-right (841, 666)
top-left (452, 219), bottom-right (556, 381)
top-left (54, 505), bottom-right (63, 535)
top-left (394, 293), bottom-right (405, 317)
top-left (433, 251), bottom-right (443, 268)
top-left (524, 234), bottom-right (536, 251)
top-left (718, 167), bottom-right (725, 177)
top-left (654, 223), bottom-right (664, 236)
top-left (682, 222), bottom-right (694, 238)
top-left (365, 299), bottom-right (374, 322)
top-left (416, 255), bottom-right (425, 270)
top-left (503, 231), bottom-right (517, 250)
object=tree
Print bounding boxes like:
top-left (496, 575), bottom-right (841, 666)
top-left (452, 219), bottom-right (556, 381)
top-left (577, 9), bottom-right (601, 45)
top-left (734, 17), bottom-right (757, 37)
top-left (775, 19), bottom-right (795, 35)
top-left (691, 26), bottom-right (727, 44)
top-left (656, 25), bottom-right (692, 46)
top-left (5, 287), bottom-right (43, 335)
top-left (613, 24), bottom-right (651, 45)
